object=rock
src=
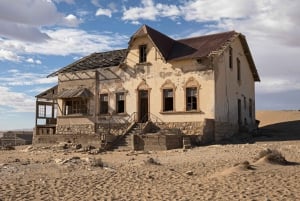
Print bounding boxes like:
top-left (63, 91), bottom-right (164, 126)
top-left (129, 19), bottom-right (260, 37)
top-left (185, 171), bottom-right (193, 176)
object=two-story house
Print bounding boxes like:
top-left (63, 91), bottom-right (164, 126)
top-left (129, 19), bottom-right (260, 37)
top-left (34, 25), bottom-right (260, 149)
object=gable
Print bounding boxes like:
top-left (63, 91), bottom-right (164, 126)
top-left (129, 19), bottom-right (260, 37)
top-left (129, 25), bottom-right (175, 62)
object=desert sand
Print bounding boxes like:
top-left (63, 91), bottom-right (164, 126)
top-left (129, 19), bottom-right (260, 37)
top-left (1, 110), bottom-right (300, 201)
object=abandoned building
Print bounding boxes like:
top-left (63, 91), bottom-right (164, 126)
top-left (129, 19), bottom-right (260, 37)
top-left (0, 131), bottom-right (33, 147)
top-left (34, 25), bottom-right (260, 150)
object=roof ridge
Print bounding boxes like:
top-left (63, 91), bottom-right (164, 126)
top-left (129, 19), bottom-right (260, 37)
top-left (177, 30), bottom-right (237, 42)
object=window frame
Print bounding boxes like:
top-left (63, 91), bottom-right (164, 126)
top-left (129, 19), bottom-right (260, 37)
top-left (237, 57), bottom-right (241, 83)
top-left (186, 87), bottom-right (198, 111)
top-left (116, 92), bottom-right (125, 114)
top-left (139, 44), bottom-right (147, 63)
top-left (63, 98), bottom-right (88, 116)
top-left (229, 46), bottom-right (233, 69)
top-left (162, 88), bottom-right (174, 112)
top-left (99, 93), bottom-right (109, 115)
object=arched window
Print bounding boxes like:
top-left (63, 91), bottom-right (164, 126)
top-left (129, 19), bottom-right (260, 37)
top-left (183, 77), bottom-right (200, 111)
top-left (160, 80), bottom-right (176, 112)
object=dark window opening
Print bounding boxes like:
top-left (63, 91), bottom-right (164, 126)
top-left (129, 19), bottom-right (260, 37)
top-left (238, 99), bottom-right (242, 125)
top-left (229, 46), bottom-right (233, 69)
top-left (163, 89), bottom-right (173, 112)
top-left (100, 94), bottom-right (108, 114)
top-left (186, 87), bottom-right (197, 111)
top-left (139, 44), bottom-right (147, 63)
top-left (237, 58), bottom-right (241, 82)
top-left (116, 93), bottom-right (125, 113)
top-left (249, 98), bottom-right (253, 118)
top-left (64, 98), bottom-right (88, 115)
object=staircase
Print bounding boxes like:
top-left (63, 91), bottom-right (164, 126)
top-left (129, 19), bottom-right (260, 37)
top-left (110, 123), bottom-right (141, 151)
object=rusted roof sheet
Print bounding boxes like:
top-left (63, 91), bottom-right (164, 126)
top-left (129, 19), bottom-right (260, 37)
top-left (56, 88), bottom-right (93, 98)
top-left (48, 49), bottom-right (127, 77)
top-left (168, 31), bottom-right (237, 60)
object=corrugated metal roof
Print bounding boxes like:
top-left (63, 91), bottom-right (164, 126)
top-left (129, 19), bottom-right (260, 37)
top-left (56, 88), bottom-right (93, 98)
top-left (48, 49), bottom-right (127, 77)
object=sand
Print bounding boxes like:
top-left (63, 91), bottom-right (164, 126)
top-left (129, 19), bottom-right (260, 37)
top-left (1, 110), bottom-right (300, 200)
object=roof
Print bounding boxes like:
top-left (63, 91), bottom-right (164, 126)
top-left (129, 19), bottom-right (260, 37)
top-left (56, 88), bottom-right (93, 98)
top-left (168, 31), bottom-right (237, 60)
top-left (48, 25), bottom-right (259, 81)
top-left (131, 25), bottom-right (175, 60)
top-left (36, 85), bottom-right (58, 99)
top-left (48, 49), bottom-right (127, 77)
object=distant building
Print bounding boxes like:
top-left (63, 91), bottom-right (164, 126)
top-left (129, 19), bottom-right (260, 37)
top-left (0, 131), bottom-right (33, 146)
top-left (34, 25), bottom-right (260, 149)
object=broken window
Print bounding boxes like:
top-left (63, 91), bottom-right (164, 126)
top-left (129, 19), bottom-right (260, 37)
top-left (100, 94), bottom-right (109, 114)
top-left (163, 89), bottom-right (174, 112)
top-left (186, 87), bottom-right (197, 111)
top-left (116, 92), bottom-right (125, 113)
top-left (64, 98), bottom-right (88, 115)
top-left (237, 57), bottom-right (241, 82)
top-left (139, 44), bottom-right (147, 63)
top-left (229, 46), bottom-right (233, 69)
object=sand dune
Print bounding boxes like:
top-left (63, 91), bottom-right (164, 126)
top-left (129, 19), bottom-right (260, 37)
top-left (0, 110), bottom-right (299, 200)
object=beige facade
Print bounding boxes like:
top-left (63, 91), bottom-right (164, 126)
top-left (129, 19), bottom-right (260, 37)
top-left (34, 25), bottom-right (259, 147)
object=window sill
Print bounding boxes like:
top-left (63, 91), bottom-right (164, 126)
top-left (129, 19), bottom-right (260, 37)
top-left (97, 113), bottom-right (128, 116)
top-left (136, 62), bottom-right (152, 66)
top-left (160, 110), bottom-right (204, 115)
top-left (58, 114), bottom-right (91, 118)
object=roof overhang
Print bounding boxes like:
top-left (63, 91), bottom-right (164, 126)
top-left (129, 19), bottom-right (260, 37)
top-left (56, 88), bottom-right (93, 98)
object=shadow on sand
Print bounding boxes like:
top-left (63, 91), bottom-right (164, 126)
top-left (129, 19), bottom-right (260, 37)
top-left (255, 120), bottom-right (300, 142)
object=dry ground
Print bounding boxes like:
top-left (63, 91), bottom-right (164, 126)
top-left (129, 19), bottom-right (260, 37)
top-left (1, 110), bottom-right (300, 201)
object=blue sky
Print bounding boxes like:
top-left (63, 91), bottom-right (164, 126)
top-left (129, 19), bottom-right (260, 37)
top-left (0, 0), bottom-right (300, 130)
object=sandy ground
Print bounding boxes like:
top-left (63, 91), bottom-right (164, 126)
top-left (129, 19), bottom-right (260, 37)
top-left (1, 110), bottom-right (300, 201)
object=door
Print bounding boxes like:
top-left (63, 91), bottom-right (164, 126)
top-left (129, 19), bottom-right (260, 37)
top-left (138, 90), bottom-right (149, 122)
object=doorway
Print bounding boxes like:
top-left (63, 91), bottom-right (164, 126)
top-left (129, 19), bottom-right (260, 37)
top-left (138, 90), bottom-right (149, 122)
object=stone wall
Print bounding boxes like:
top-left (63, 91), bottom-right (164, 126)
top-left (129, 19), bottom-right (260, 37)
top-left (155, 119), bottom-right (215, 145)
top-left (56, 124), bottom-right (95, 135)
top-left (97, 123), bottom-right (130, 136)
top-left (33, 134), bottom-right (102, 147)
top-left (214, 121), bottom-right (239, 141)
top-left (133, 134), bottom-right (183, 151)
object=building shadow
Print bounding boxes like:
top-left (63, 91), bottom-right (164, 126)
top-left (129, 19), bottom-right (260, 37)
top-left (254, 120), bottom-right (300, 142)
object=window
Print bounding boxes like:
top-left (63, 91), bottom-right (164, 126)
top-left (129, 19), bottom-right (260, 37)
top-left (163, 89), bottom-right (174, 112)
top-left (116, 92), bottom-right (125, 113)
top-left (100, 94), bottom-right (109, 114)
top-left (64, 98), bottom-right (88, 115)
top-left (186, 87), bottom-right (197, 111)
top-left (249, 98), bottom-right (253, 118)
top-left (139, 44), bottom-right (147, 63)
top-left (244, 96), bottom-right (247, 110)
top-left (237, 58), bottom-right (241, 82)
top-left (229, 46), bottom-right (233, 69)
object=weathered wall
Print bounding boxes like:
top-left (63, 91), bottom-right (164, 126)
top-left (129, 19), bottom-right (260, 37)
top-left (98, 35), bottom-right (215, 126)
top-left (214, 37), bottom-right (256, 139)
top-left (133, 134), bottom-right (183, 151)
top-left (33, 134), bottom-right (101, 147)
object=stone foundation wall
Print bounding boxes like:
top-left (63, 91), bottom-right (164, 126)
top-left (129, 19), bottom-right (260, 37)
top-left (97, 123), bottom-right (130, 136)
top-left (33, 134), bottom-right (101, 147)
top-left (56, 124), bottom-right (95, 135)
top-left (155, 119), bottom-right (215, 145)
top-left (133, 134), bottom-right (183, 151)
top-left (214, 121), bottom-right (239, 141)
